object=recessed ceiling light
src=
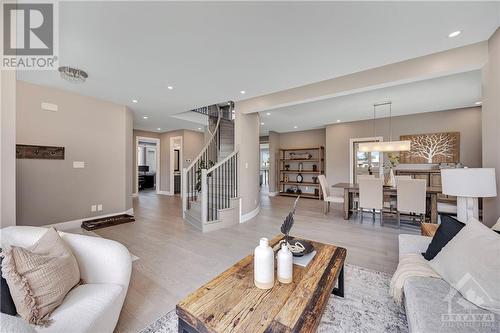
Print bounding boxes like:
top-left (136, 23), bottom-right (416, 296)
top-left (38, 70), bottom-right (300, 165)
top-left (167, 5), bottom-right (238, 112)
top-left (157, 128), bottom-right (161, 131)
top-left (448, 30), bottom-right (461, 38)
top-left (132, 99), bottom-right (138, 103)
top-left (266, 112), bottom-right (271, 116)
top-left (260, 122), bottom-right (265, 126)
top-left (475, 101), bottom-right (482, 105)
top-left (294, 125), bottom-right (298, 129)
top-left (143, 116), bottom-right (148, 119)
top-left (198, 127), bottom-right (202, 130)
top-left (167, 86), bottom-right (173, 90)
top-left (240, 90), bottom-right (246, 94)
top-left (336, 119), bottom-right (341, 123)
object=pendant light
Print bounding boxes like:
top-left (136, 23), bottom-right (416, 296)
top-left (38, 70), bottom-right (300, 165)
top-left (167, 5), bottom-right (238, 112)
top-left (358, 101), bottom-right (411, 152)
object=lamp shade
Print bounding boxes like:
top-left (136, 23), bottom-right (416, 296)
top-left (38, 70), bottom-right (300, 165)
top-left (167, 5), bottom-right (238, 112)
top-left (441, 168), bottom-right (497, 198)
top-left (358, 140), bottom-right (411, 153)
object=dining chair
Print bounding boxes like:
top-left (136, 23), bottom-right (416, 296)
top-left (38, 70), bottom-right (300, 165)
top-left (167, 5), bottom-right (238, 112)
top-left (318, 175), bottom-right (343, 214)
top-left (396, 178), bottom-right (427, 227)
top-left (358, 178), bottom-right (384, 225)
top-left (389, 175), bottom-right (413, 209)
top-left (354, 174), bottom-right (375, 209)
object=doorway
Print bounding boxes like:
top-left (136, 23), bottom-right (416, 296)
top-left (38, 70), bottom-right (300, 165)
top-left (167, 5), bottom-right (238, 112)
top-left (349, 137), bottom-right (384, 184)
top-left (260, 143), bottom-right (270, 192)
top-left (136, 137), bottom-right (160, 194)
top-left (170, 136), bottom-right (183, 196)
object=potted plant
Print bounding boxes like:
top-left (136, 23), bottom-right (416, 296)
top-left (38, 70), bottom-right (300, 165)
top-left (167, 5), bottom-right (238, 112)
top-left (195, 160), bottom-right (214, 192)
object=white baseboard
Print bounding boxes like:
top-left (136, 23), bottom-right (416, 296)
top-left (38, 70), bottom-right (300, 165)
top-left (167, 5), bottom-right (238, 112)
top-left (132, 192), bottom-right (138, 198)
top-left (241, 204), bottom-right (261, 223)
top-left (44, 208), bottom-right (135, 232)
top-left (157, 190), bottom-right (173, 196)
top-left (267, 191), bottom-right (279, 197)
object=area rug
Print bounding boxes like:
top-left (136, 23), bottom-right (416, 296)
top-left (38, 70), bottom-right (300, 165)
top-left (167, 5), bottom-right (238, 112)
top-left (139, 264), bottom-right (408, 333)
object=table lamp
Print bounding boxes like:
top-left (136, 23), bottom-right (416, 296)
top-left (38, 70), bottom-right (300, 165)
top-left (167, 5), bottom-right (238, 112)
top-left (441, 168), bottom-right (497, 223)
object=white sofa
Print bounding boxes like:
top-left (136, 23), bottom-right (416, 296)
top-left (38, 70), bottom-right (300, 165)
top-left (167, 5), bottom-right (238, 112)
top-left (398, 234), bottom-right (499, 333)
top-left (0, 226), bottom-right (132, 333)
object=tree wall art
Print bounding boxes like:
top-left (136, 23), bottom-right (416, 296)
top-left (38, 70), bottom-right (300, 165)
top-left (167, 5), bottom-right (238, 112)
top-left (399, 132), bottom-right (460, 164)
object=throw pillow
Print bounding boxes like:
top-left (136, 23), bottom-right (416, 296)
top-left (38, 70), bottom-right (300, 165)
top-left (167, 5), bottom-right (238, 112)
top-left (1, 228), bottom-right (80, 325)
top-left (492, 217), bottom-right (500, 233)
top-left (429, 218), bottom-right (500, 314)
top-left (423, 214), bottom-right (464, 260)
top-left (0, 256), bottom-right (17, 315)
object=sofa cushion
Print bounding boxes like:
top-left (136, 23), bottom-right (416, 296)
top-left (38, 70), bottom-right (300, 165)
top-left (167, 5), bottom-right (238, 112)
top-left (423, 214), bottom-right (464, 260)
top-left (404, 276), bottom-right (499, 333)
top-left (36, 284), bottom-right (123, 333)
top-left (0, 313), bottom-right (36, 333)
top-left (429, 218), bottom-right (500, 315)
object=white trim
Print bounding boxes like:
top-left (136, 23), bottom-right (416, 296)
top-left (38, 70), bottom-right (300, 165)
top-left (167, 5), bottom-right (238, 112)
top-left (170, 136), bottom-right (183, 197)
top-left (240, 204), bottom-right (261, 223)
top-left (349, 136), bottom-right (384, 183)
top-left (157, 190), bottom-right (173, 196)
top-left (267, 191), bottom-right (279, 197)
top-left (136, 136), bottom-right (161, 194)
top-left (132, 192), bottom-right (138, 198)
top-left (44, 208), bottom-right (135, 232)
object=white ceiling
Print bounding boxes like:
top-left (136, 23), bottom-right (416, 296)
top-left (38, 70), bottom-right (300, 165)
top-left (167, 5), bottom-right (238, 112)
top-left (17, 1), bottom-right (499, 132)
top-left (259, 70), bottom-right (482, 135)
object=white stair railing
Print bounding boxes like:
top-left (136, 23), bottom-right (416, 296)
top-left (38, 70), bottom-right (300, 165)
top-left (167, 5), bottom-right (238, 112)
top-left (182, 106), bottom-right (221, 218)
top-left (201, 147), bottom-right (239, 223)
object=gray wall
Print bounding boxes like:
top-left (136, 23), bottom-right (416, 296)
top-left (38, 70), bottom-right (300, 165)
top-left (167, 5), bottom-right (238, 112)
top-left (16, 81), bottom-right (133, 226)
top-left (482, 28), bottom-right (500, 226)
top-left (325, 107), bottom-right (483, 186)
top-left (1, 70), bottom-right (16, 227)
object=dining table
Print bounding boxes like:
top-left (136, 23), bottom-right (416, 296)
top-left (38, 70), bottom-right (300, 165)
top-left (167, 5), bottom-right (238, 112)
top-left (331, 182), bottom-right (443, 224)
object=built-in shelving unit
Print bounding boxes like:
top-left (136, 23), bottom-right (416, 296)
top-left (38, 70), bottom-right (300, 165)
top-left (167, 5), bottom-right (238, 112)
top-left (278, 146), bottom-right (324, 200)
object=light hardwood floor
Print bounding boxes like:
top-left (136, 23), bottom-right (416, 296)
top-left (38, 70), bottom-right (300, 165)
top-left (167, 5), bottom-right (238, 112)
top-left (89, 189), bottom-right (418, 333)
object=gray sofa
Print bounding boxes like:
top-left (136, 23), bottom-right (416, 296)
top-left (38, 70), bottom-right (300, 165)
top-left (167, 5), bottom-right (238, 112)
top-left (398, 234), bottom-right (499, 333)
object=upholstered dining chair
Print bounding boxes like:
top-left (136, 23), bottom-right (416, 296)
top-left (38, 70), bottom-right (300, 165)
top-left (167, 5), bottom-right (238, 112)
top-left (396, 178), bottom-right (427, 227)
top-left (358, 178), bottom-right (384, 225)
top-left (389, 175), bottom-right (413, 209)
top-left (318, 175), bottom-right (343, 214)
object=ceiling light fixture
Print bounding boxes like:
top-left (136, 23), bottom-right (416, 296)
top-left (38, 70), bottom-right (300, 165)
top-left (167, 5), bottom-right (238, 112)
top-left (240, 90), bottom-right (246, 94)
top-left (336, 120), bottom-right (341, 123)
top-left (261, 122), bottom-right (265, 126)
top-left (157, 128), bottom-right (161, 131)
top-left (475, 101), bottom-right (482, 105)
top-left (198, 127), bottom-right (202, 130)
top-left (58, 66), bottom-right (88, 83)
top-left (167, 86), bottom-right (173, 90)
top-left (143, 116), bottom-right (148, 119)
top-left (132, 99), bottom-right (138, 103)
top-left (448, 30), bottom-right (461, 38)
top-left (294, 125), bottom-right (298, 129)
top-left (266, 112), bottom-right (271, 116)
top-left (358, 101), bottom-right (411, 153)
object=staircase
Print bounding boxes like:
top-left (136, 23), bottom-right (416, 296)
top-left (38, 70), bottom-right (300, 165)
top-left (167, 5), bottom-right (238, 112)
top-left (182, 102), bottom-right (240, 232)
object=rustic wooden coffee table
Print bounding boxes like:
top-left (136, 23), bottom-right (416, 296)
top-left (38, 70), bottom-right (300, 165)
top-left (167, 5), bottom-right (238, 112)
top-left (176, 235), bottom-right (347, 333)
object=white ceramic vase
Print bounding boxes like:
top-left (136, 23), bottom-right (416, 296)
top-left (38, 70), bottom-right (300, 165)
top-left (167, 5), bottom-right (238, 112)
top-left (277, 243), bottom-right (293, 284)
top-left (387, 168), bottom-right (396, 187)
top-left (254, 237), bottom-right (274, 289)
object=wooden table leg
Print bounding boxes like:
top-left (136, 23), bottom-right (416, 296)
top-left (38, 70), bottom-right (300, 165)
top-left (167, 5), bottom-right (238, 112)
top-left (343, 189), bottom-right (350, 220)
top-left (430, 193), bottom-right (437, 224)
top-left (332, 264), bottom-right (345, 298)
top-left (179, 317), bottom-right (198, 333)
